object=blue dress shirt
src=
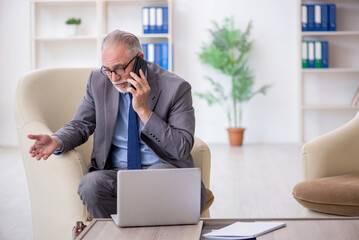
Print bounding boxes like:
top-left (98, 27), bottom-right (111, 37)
top-left (110, 93), bottom-right (162, 168)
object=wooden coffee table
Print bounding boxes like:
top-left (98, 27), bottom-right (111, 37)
top-left (202, 218), bottom-right (359, 239)
top-left (77, 217), bottom-right (359, 240)
top-left (76, 219), bottom-right (203, 240)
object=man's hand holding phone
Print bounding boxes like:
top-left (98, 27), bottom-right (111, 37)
top-left (127, 69), bottom-right (152, 124)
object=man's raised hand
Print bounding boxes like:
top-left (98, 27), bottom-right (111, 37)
top-left (28, 134), bottom-right (61, 160)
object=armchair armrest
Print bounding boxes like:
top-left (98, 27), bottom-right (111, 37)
top-left (191, 137), bottom-right (211, 189)
top-left (303, 111), bottom-right (359, 181)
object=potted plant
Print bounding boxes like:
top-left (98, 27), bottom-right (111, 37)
top-left (196, 17), bottom-right (271, 146)
top-left (65, 17), bottom-right (81, 36)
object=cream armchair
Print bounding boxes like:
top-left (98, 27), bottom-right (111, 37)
top-left (293, 111), bottom-right (359, 216)
top-left (15, 68), bottom-right (213, 240)
top-left (302, 111), bottom-right (359, 181)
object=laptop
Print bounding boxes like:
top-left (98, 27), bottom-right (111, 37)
top-left (111, 168), bottom-right (201, 227)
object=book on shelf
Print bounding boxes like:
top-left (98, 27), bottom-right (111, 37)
top-left (156, 7), bottom-right (163, 33)
top-left (142, 42), bottom-right (169, 70)
top-left (162, 7), bottom-right (168, 34)
top-left (142, 7), bottom-right (150, 34)
top-left (142, 6), bottom-right (169, 34)
top-left (302, 41), bottom-right (308, 68)
top-left (329, 4), bottom-right (336, 31)
top-left (301, 4), bottom-right (336, 32)
top-left (314, 4), bottom-right (321, 31)
top-left (314, 41), bottom-right (322, 68)
top-left (161, 42), bottom-right (168, 70)
top-left (147, 43), bottom-right (155, 63)
top-left (322, 41), bottom-right (328, 68)
top-left (302, 40), bottom-right (329, 69)
top-left (149, 7), bottom-right (156, 33)
top-left (308, 41), bottom-right (315, 68)
top-left (321, 4), bottom-right (329, 31)
top-left (351, 86), bottom-right (359, 107)
top-left (154, 43), bottom-right (161, 66)
top-left (308, 4), bottom-right (315, 31)
top-left (301, 4), bottom-right (308, 31)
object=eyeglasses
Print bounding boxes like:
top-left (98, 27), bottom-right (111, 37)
top-left (100, 55), bottom-right (137, 77)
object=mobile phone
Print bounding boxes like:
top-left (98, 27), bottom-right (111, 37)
top-left (131, 56), bottom-right (147, 89)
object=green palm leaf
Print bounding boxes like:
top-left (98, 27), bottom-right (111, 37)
top-left (196, 17), bottom-right (272, 128)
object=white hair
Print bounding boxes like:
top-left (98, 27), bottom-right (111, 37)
top-left (102, 30), bottom-right (142, 56)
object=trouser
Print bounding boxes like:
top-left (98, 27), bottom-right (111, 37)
top-left (78, 163), bottom-right (208, 218)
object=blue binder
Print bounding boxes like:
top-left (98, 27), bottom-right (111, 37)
top-left (314, 41), bottom-right (322, 68)
top-left (147, 43), bottom-right (155, 63)
top-left (308, 41), bottom-right (315, 68)
top-left (302, 4), bottom-right (308, 31)
top-left (156, 7), bottom-right (163, 33)
top-left (329, 4), bottom-right (336, 31)
top-left (149, 7), bottom-right (156, 33)
top-left (160, 42), bottom-right (168, 70)
top-left (321, 4), bottom-right (329, 31)
top-left (302, 41), bottom-right (309, 68)
top-left (142, 44), bottom-right (148, 61)
top-left (154, 43), bottom-right (161, 66)
top-left (307, 5), bottom-right (315, 31)
top-left (163, 7), bottom-right (168, 34)
top-left (142, 7), bottom-right (150, 34)
top-left (314, 4), bottom-right (321, 31)
top-left (322, 41), bottom-right (329, 68)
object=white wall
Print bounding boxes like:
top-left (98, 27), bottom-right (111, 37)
top-left (0, 0), bottom-right (299, 146)
top-left (173, 0), bottom-right (299, 143)
top-left (0, 0), bottom-right (30, 146)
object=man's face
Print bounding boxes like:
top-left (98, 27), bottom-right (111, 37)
top-left (102, 43), bottom-right (136, 93)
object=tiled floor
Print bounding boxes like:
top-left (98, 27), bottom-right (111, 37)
top-left (0, 143), bottom-right (331, 240)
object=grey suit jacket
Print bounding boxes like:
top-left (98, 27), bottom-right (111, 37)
top-left (55, 62), bottom-right (196, 171)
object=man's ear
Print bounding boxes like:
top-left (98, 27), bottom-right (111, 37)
top-left (138, 52), bottom-right (145, 59)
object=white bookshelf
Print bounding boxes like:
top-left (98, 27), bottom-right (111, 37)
top-left (302, 105), bottom-right (358, 110)
top-left (299, 0), bottom-right (359, 143)
top-left (30, 0), bottom-right (173, 70)
top-left (302, 30), bottom-right (359, 36)
top-left (302, 68), bottom-right (359, 73)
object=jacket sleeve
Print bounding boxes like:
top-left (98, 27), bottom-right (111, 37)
top-left (140, 81), bottom-right (195, 162)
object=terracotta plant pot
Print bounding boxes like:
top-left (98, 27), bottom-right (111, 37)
top-left (227, 128), bottom-right (246, 146)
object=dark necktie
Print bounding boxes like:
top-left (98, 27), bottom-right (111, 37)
top-left (127, 94), bottom-right (141, 169)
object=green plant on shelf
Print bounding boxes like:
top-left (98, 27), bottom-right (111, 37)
top-left (65, 17), bottom-right (82, 25)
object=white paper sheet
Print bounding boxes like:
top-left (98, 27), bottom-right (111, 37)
top-left (203, 221), bottom-right (286, 239)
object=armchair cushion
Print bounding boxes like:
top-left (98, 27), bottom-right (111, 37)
top-left (293, 173), bottom-right (359, 216)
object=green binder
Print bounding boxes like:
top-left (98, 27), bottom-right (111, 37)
top-left (314, 41), bottom-right (322, 68)
top-left (302, 41), bottom-right (308, 68)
